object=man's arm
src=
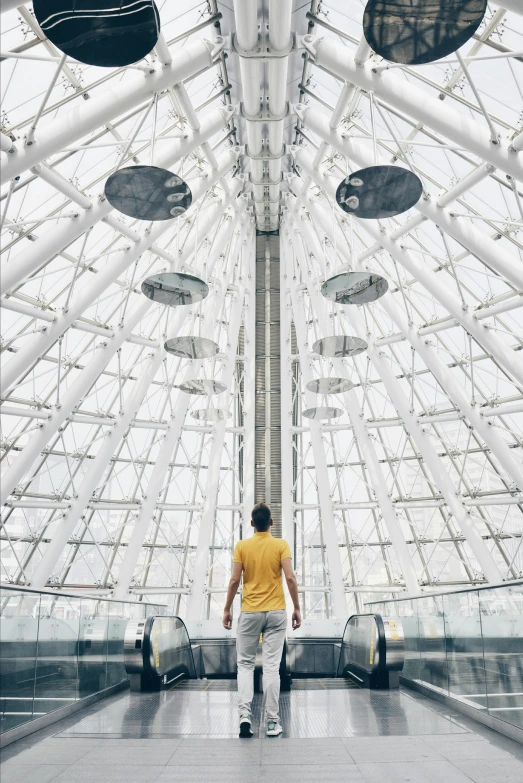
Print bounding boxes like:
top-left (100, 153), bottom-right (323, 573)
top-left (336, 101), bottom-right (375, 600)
top-left (222, 561), bottom-right (243, 629)
top-left (282, 558), bottom-right (301, 630)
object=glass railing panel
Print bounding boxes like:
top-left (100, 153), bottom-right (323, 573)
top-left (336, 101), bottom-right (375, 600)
top-left (0, 589), bottom-right (41, 733)
top-left (479, 583), bottom-right (523, 730)
top-left (78, 597), bottom-right (109, 698)
top-left (34, 593), bottom-right (81, 719)
top-left (417, 594), bottom-right (448, 694)
top-left (393, 599), bottom-right (420, 681)
top-left (442, 588), bottom-right (486, 711)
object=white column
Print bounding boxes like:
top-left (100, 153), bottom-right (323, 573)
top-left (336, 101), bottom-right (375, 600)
top-left (303, 36), bottom-right (523, 182)
top-left (242, 228), bottom-right (256, 536)
top-left (294, 106), bottom-right (523, 292)
top-left (280, 235), bottom-right (295, 553)
top-left (29, 347), bottom-right (166, 588)
top-left (291, 151), bottom-right (523, 390)
top-left (186, 244), bottom-right (250, 620)
top-left (0, 37), bottom-right (227, 185)
top-left (1, 108), bottom-right (234, 296)
top-left (1, 151), bottom-right (241, 397)
top-left (285, 238), bottom-right (348, 617)
top-left (288, 221), bottom-right (419, 596)
top-left (113, 220), bottom-right (249, 599)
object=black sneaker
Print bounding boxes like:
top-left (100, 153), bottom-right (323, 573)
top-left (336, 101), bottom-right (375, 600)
top-left (239, 713), bottom-right (253, 738)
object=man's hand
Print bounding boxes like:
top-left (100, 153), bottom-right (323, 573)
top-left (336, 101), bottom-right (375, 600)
top-left (292, 609), bottom-right (301, 630)
top-left (222, 610), bottom-right (233, 630)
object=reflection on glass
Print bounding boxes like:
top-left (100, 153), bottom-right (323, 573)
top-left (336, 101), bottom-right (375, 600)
top-left (442, 589), bottom-right (486, 710)
top-left (0, 591), bottom-right (41, 732)
top-left (0, 586), bottom-right (163, 735)
top-left (34, 594), bottom-right (81, 718)
top-left (479, 584), bottom-right (523, 730)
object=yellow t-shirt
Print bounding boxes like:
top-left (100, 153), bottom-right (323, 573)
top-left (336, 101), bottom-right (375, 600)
top-left (233, 532), bottom-right (292, 612)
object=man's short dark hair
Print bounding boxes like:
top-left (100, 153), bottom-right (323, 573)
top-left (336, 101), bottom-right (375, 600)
top-left (252, 503), bottom-right (271, 532)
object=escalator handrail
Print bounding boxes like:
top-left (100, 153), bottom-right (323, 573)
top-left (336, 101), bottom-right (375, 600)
top-left (142, 615), bottom-right (197, 679)
top-left (336, 612), bottom-right (387, 677)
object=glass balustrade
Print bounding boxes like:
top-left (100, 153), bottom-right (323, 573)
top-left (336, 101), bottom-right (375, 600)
top-left (368, 580), bottom-right (523, 733)
top-left (0, 585), bottom-right (163, 734)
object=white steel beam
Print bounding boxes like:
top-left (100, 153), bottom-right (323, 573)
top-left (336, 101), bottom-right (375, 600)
top-left (287, 222), bottom-right (420, 596)
top-left (0, 37), bottom-right (227, 185)
top-left (29, 347), bottom-right (166, 588)
top-left (288, 211), bottom-right (503, 592)
top-left (113, 214), bottom-right (248, 599)
top-left (242, 226), bottom-right (256, 538)
top-left (280, 235), bottom-right (295, 553)
top-left (186, 234), bottom-right (251, 620)
top-left (302, 35), bottom-right (523, 182)
top-left (290, 152), bottom-right (523, 390)
top-left (294, 106), bottom-right (523, 292)
top-left (1, 187), bottom-right (245, 507)
top-left (1, 108), bottom-right (235, 296)
top-left (289, 186), bottom-right (523, 490)
top-left (285, 242), bottom-right (349, 616)
top-left (1, 152), bottom-right (241, 398)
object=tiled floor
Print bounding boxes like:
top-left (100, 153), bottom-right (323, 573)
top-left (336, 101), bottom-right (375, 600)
top-left (1, 683), bottom-right (522, 783)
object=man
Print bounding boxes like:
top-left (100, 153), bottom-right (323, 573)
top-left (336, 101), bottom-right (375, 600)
top-left (222, 502), bottom-right (301, 738)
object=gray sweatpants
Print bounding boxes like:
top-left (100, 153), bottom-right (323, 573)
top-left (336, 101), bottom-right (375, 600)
top-left (236, 609), bottom-right (287, 723)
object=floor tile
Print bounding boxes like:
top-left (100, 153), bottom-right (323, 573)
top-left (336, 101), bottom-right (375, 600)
top-left (259, 764), bottom-right (365, 782)
top-left (435, 740), bottom-right (514, 761)
top-left (357, 759), bottom-right (476, 783)
top-left (52, 764), bottom-right (165, 783)
top-left (343, 736), bottom-right (443, 763)
top-left (452, 758), bottom-right (523, 783)
top-left (0, 745), bottom-right (92, 766)
top-left (156, 765), bottom-right (260, 782)
top-left (0, 765), bottom-right (67, 783)
top-left (80, 746), bottom-right (174, 765)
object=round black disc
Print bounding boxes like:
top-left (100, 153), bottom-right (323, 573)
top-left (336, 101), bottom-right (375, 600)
top-left (312, 336), bottom-right (368, 358)
top-left (141, 273), bottom-right (208, 307)
top-left (105, 166), bottom-right (192, 221)
top-left (164, 337), bottom-right (219, 360)
top-left (336, 166), bottom-right (422, 219)
top-left (363, 0), bottom-right (487, 65)
top-left (303, 407), bottom-right (343, 421)
top-left (306, 378), bottom-right (354, 394)
top-left (33, 0), bottom-right (160, 67)
top-left (321, 272), bottom-right (389, 305)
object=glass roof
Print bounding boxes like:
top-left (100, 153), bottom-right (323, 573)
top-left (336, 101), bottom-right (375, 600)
top-left (1, 0), bottom-right (522, 620)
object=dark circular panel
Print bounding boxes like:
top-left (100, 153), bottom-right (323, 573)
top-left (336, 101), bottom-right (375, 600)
top-left (191, 408), bottom-right (230, 421)
top-left (321, 272), bottom-right (389, 305)
top-left (336, 166), bottom-right (422, 219)
top-left (306, 378), bottom-right (354, 394)
top-left (142, 273), bottom-right (208, 307)
top-left (303, 407), bottom-right (343, 421)
top-left (363, 0), bottom-right (487, 65)
top-left (33, 0), bottom-right (160, 67)
top-left (105, 166), bottom-right (192, 221)
top-left (312, 336), bottom-right (368, 358)
top-left (177, 379), bottom-right (227, 396)
top-left (164, 336), bottom-right (219, 360)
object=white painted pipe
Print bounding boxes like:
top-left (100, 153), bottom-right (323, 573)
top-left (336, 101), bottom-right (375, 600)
top-left (1, 37), bottom-right (224, 185)
top-left (306, 35), bottom-right (523, 183)
top-left (1, 108), bottom-right (233, 297)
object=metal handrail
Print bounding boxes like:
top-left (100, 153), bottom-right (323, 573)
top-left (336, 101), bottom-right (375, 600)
top-left (0, 582), bottom-right (166, 608)
top-left (365, 578), bottom-right (523, 606)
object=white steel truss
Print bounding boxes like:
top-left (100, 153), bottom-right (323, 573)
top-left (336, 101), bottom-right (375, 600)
top-left (1, 0), bottom-right (522, 620)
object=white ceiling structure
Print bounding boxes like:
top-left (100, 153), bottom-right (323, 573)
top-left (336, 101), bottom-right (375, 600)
top-left (0, 0), bottom-right (522, 620)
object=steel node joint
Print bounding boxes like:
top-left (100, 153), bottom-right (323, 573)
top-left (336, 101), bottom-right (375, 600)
top-left (231, 31), bottom-right (297, 59)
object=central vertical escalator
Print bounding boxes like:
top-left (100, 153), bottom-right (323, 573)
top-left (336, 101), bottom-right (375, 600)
top-left (255, 233), bottom-right (282, 536)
